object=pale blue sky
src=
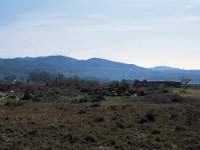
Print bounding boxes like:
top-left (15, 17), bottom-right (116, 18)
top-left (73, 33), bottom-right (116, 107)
top-left (0, 0), bottom-right (200, 69)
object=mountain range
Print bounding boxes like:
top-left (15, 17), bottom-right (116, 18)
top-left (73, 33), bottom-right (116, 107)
top-left (0, 55), bottom-right (200, 83)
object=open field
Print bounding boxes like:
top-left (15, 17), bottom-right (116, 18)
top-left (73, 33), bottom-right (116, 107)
top-left (0, 81), bottom-right (200, 150)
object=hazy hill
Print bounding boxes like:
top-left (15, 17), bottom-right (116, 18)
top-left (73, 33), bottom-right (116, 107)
top-left (0, 56), bottom-right (200, 83)
top-left (150, 66), bottom-right (181, 71)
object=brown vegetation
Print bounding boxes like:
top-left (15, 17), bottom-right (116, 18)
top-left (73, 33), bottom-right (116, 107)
top-left (0, 78), bottom-right (200, 149)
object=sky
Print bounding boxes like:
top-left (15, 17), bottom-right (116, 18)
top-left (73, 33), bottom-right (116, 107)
top-left (0, 0), bottom-right (200, 69)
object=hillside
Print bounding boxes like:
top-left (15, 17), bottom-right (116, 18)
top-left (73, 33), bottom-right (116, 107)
top-left (0, 56), bottom-right (200, 82)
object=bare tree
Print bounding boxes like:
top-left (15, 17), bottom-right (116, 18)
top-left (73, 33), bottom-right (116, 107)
top-left (180, 75), bottom-right (192, 88)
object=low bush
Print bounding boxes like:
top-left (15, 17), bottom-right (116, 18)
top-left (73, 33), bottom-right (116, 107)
top-left (63, 134), bottom-right (79, 143)
top-left (135, 117), bottom-right (148, 124)
top-left (84, 135), bottom-right (96, 143)
top-left (94, 117), bottom-right (105, 122)
top-left (145, 111), bottom-right (157, 122)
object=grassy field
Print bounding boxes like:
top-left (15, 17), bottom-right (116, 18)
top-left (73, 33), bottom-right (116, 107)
top-left (0, 83), bottom-right (200, 150)
top-left (171, 87), bottom-right (200, 99)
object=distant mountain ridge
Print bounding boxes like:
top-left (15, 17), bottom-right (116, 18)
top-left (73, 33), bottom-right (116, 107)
top-left (0, 55), bottom-right (200, 83)
top-left (150, 66), bottom-right (181, 71)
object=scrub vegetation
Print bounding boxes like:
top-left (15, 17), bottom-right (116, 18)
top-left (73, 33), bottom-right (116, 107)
top-left (0, 76), bottom-right (200, 150)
